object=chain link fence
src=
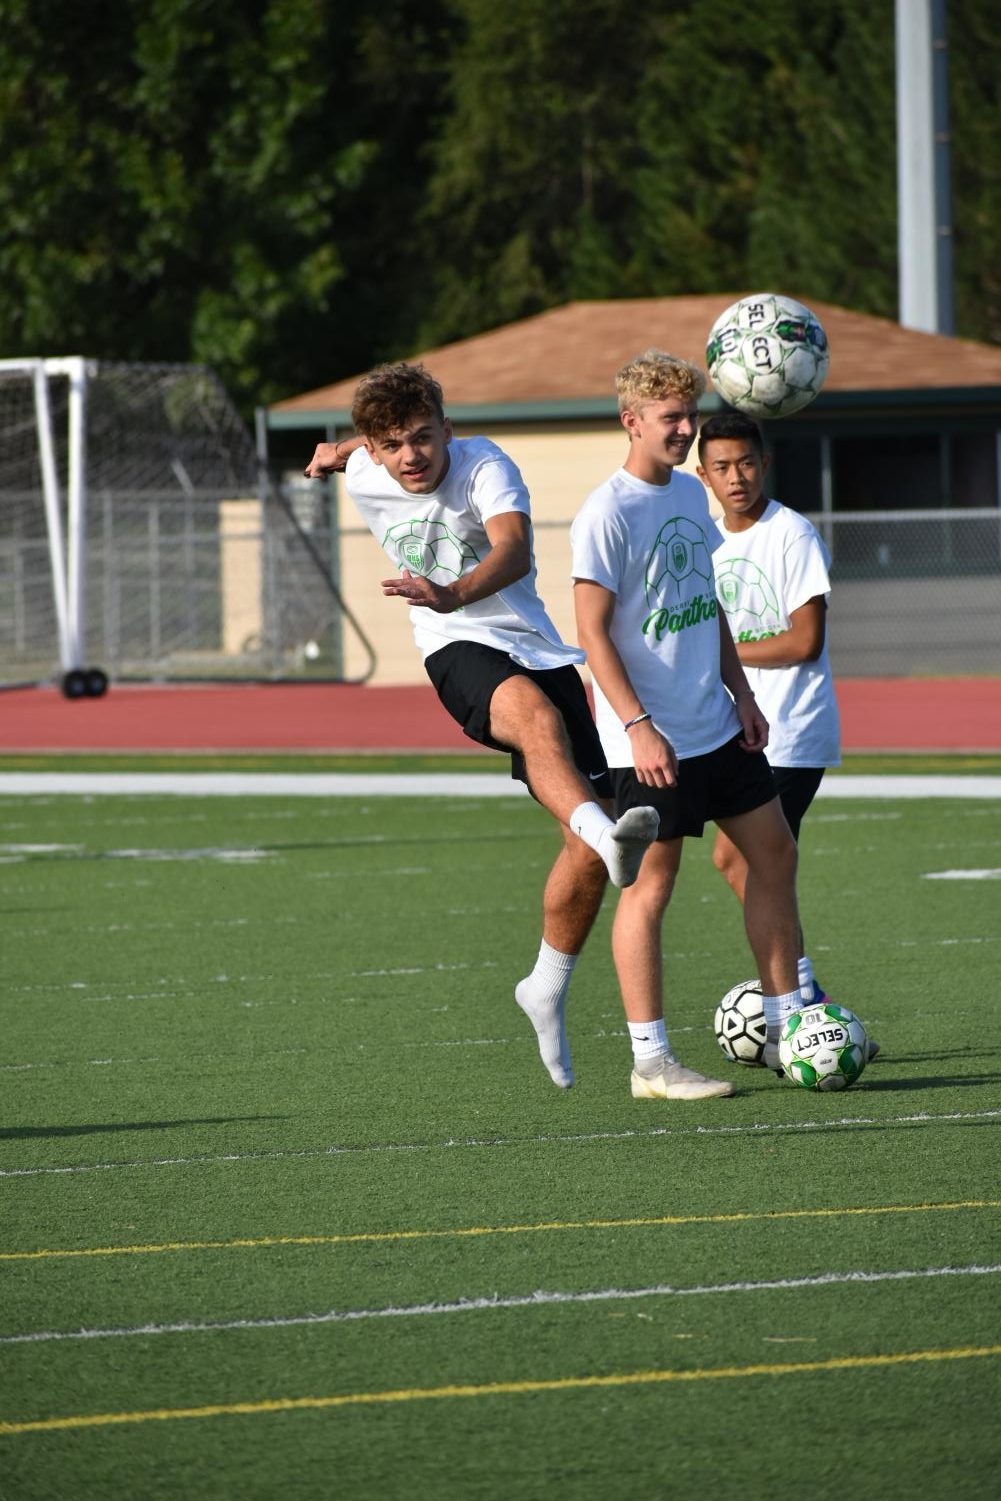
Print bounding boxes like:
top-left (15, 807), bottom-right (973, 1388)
top-left (527, 509), bottom-right (1001, 679)
top-left (0, 361), bottom-right (374, 687)
top-left (813, 508), bottom-right (1001, 676)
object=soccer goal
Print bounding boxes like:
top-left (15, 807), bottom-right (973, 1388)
top-left (0, 358), bottom-right (375, 694)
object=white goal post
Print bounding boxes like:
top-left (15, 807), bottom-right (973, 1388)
top-left (0, 357), bottom-right (83, 688)
top-left (0, 358), bottom-right (375, 694)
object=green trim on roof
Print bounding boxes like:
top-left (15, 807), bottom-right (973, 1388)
top-left (266, 392), bottom-right (728, 430)
top-left (266, 384), bottom-right (1000, 431)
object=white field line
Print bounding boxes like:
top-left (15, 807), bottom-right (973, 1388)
top-left (2, 1263), bottom-right (998, 1348)
top-left (2, 1109), bottom-right (999, 1180)
top-left (0, 1025), bottom-right (691, 1074)
top-left (0, 773), bottom-right (1000, 798)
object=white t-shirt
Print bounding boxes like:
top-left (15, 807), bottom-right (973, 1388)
top-left (571, 467), bottom-right (740, 767)
top-left (713, 499), bottom-right (841, 768)
top-left (345, 437), bottom-right (582, 669)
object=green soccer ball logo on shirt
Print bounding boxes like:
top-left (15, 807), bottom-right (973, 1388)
top-left (384, 519), bottom-right (479, 583)
top-left (645, 517), bottom-right (713, 606)
top-left (715, 557), bottom-right (780, 623)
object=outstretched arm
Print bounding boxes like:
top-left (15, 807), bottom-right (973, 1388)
top-left (303, 435), bottom-right (365, 477)
top-left (381, 511), bottom-right (532, 614)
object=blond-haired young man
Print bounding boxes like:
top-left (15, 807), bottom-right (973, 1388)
top-left (305, 362), bottom-right (658, 1090)
top-left (571, 350), bottom-right (810, 1098)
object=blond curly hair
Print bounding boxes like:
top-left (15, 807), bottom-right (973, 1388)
top-left (615, 349), bottom-right (706, 413)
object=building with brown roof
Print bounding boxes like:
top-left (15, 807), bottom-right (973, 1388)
top-left (264, 296), bottom-right (1001, 684)
top-left (271, 295), bottom-right (1001, 416)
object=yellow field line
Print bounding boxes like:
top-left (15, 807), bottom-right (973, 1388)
top-left (3, 1345), bottom-right (999, 1436)
top-left (2, 1199), bottom-right (998, 1263)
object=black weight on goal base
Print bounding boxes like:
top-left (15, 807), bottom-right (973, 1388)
top-left (61, 667), bottom-right (109, 699)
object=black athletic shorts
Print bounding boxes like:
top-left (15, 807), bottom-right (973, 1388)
top-left (424, 640), bottom-right (612, 798)
top-left (610, 732), bottom-right (777, 839)
top-left (769, 765), bottom-right (826, 842)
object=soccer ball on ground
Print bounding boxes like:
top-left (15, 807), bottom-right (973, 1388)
top-left (706, 293), bottom-right (829, 420)
top-left (714, 979), bottom-right (767, 1066)
top-left (779, 1002), bottom-right (868, 1091)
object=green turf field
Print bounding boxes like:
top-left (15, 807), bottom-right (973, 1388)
top-left (2, 783), bottom-right (999, 1499)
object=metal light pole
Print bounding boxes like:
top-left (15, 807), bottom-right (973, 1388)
top-left (895, 0), bottom-right (954, 334)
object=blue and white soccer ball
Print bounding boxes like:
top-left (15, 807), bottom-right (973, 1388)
top-left (779, 1002), bottom-right (868, 1091)
top-left (706, 293), bottom-right (829, 420)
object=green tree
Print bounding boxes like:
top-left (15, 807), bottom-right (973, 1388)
top-left (414, 0), bottom-right (648, 344)
top-left (0, 0), bottom-right (372, 409)
top-left (950, 0), bottom-right (1001, 344)
top-left (0, 0), bottom-right (995, 413)
top-left (623, 1), bottom-right (897, 313)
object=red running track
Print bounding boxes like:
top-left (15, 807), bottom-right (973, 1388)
top-left (1, 678), bottom-right (1000, 754)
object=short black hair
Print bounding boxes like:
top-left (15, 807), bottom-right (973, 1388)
top-left (697, 410), bottom-right (765, 461)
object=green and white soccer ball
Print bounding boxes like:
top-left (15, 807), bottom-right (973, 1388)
top-left (779, 1002), bottom-right (868, 1091)
top-left (645, 515), bottom-right (714, 605)
top-left (714, 978), bottom-right (767, 1066)
top-left (706, 293), bottom-right (829, 420)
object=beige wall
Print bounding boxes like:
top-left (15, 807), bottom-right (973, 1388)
top-left (219, 499), bottom-right (263, 655)
top-left (338, 419), bottom-right (711, 684)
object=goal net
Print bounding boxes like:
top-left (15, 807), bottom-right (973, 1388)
top-left (0, 358), bottom-right (375, 692)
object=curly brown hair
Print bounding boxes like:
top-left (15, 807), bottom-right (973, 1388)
top-left (350, 362), bottom-right (446, 439)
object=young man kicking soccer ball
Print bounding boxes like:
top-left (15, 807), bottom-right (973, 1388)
top-left (304, 362), bottom-right (658, 1090)
top-left (571, 350), bottom-right (813, 1096)
top-left (697, 410), bottom-right (878, 1058)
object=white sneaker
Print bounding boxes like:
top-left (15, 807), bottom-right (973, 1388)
top-left (600, 806), bottom-right (660, 888)
top-left (631, 1057), bottom-right (735, 1100)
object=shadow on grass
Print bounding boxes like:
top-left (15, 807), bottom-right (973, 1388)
top-left (3, 829), bottom-right (539, 862)
top-left (858, 1073), bottom-right (1001, 1093)
top-left (870, 1049), bottom-right (995, 1063)
top-left (0, 1115), bottom-right (287, 1141)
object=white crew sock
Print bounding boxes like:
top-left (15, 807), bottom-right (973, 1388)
top-left (570, 801), bottom-right (660, 889)
top-left (569, 800), bottom-right (615, 849)
top-left (515, 941), bottom-right (578, 1089)
top-left (762, 988), bottom-right (806, 1037)
top-left (797, 956), bottom-right (816, 1002)
top-left (627, 1018), bottom-right (670, 1063)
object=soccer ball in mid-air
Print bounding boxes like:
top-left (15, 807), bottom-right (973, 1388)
top-left (714, 979), bottom-right (767, 1066)
top-left (779, 1002), bottom-right (868, 1091)
top-left (706, 293), bottom-right (829, 419)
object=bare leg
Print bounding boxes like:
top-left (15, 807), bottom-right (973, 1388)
top-left (489, 674), bottom-right (601, 825)
top-left (712, 826), bottom-right (748, 903)
top-left (611, 837), bottom-right (734, 1100)
top-left (611, 837), bottom-right (683, 1022)
top-left (515, 824), bottom-right (608, 1088)
top-left (713, 825), bottom-right (805, 955)
top-left (489, 674), bottom-right (658, 888)
top-left (541, 824), bottom-right (608, 954)
top-left (716, 800), bottom-right (799, 996)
